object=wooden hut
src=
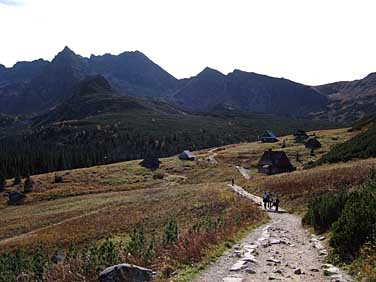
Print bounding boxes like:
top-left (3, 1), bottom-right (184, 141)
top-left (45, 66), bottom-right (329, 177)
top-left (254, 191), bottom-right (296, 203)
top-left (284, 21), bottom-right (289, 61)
top-left (258, 149), bottom-right (295, 175)
top-left (139, 157), bottom-right (161, 170)
top-left (294, 129), bottom-right (309, 143)
top-left (260, 131), bottom-right (279, 143)
top-left (179, 150), bottom-right (195, 161)
top-left (305, 137), bottom-right (322, 149)
top-left (8, 191), bottom-right (25, 205)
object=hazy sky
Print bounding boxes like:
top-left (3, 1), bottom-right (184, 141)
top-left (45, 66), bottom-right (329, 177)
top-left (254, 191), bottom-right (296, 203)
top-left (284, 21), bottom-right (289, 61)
top-left (1, 0), bottom-right (376, 85)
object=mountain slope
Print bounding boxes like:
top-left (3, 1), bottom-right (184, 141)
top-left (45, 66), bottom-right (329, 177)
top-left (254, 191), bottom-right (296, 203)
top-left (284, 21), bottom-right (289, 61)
top-left (32, 75), bottom-right (181, 126)
top-left (315, 73), bottom-right (376, 123)
top-left (90, 51), bottom-right (178, 97)
top-left (175, 69), bottom-right (328, 116)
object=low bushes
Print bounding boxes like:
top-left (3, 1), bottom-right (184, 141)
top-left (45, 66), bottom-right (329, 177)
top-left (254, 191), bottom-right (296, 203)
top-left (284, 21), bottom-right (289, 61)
top-left (302, 189), bottom-right (349, 232)
top-left (303, 169), bottom-right (376, 273)
top-left (330, 180), bottom-right (376, 261)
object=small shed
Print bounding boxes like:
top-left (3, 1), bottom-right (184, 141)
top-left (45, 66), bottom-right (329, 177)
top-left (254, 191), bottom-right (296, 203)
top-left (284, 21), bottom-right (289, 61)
top-left (305, 137), bottom-right (322, 149)
top-left (260, 131), bottom-right (279, 143)
top-left (139, 157), bottom-right (161, 170)
top-left (258, 149), bottom-right (295, 175)
top-left (179, 150), bottom-right (195, 161)
top-left (294, 129), bottom-right (309, 143)
top-left (8, 191), bottom-right (25, 205)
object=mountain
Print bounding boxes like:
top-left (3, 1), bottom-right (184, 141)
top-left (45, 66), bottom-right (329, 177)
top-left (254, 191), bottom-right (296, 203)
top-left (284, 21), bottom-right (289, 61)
top-left (32, 75), bottom-right (181, 126)
top-left (90, 51), bottom-right (178, 97)
top-left (173, 67), bottom-right (227, 111)
top-left (174, 69), bottom-right (328, 116)
top-left (315, 73), bottom-right (376, 123)
top-left (0, 47), bottom-right (178, 115)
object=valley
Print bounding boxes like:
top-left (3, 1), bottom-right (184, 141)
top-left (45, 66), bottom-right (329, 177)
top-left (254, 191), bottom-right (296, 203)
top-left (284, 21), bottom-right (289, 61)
top-left (1, 127), bottom-right (375, 281)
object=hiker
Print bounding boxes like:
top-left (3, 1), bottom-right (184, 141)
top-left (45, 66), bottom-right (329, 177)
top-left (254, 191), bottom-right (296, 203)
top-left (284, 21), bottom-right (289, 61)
top-left (263, 192), bottom-right (268, 209)
top-left (275, 196), bottom-right (280, 212)
top-left (231, 179), bottom-right (235, 186)
top-left (269, 193), bottom-right (273, 209)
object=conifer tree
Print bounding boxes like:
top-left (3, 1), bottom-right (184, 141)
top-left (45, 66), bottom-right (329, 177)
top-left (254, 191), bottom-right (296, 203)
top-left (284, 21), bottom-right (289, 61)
top-left (24, 176), bottom-right (33, 193)
top-left (13, 174), bottom-right (21, 186)
top-left (0, 174), bottom-right (6, 191)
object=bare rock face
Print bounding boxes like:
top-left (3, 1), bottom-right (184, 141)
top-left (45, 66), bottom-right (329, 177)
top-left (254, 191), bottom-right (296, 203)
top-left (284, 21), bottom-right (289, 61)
top-left (99, 264), bottom-right (154, 282)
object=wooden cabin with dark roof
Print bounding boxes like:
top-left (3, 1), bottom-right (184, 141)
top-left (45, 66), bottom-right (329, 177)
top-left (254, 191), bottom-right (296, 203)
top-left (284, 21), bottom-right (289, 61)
top-left (294, 129), bottom-right (309, 143)
top-left (179, 150), bottom-right (195, 161)
top-left (260, 131), bottom-right (279, 143)
top-left (139, 157), bottom-right (161, 170)
top-left (258, 149), bottom-right (295, 175)
top-left (305, 137), bottom-right (322, 149)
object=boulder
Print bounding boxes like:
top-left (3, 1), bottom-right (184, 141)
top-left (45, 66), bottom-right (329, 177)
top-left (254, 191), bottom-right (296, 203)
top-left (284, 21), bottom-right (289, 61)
top-left (99, 264), bottom-right (154, 282)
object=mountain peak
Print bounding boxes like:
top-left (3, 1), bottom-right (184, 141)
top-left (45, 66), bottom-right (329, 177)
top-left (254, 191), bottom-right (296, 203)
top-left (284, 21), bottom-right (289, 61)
top-left (198, 67), bottom-right (225, 77)
top-left (62, 46), bottom-right (75, 54)
top-left (52, 46), bottom-right (79, 63)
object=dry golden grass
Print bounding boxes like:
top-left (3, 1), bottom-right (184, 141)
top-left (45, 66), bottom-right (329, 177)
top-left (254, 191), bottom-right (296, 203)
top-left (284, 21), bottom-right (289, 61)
top-left (214, 128), bottom-right (358, 174)
top-left (241, 158), bottom-right (376, 213)
top-left (0, 182), bottom-right (264, 253)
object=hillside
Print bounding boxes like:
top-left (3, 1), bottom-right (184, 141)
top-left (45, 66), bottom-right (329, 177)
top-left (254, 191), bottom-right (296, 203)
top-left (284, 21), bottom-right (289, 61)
top-left (0, 127), bottom-right (372, 281)
top-left (32, 75), bottom-right (181, 126)
top-left (174, 69), bottom-right (328, 116)
top-left (315, 73), bottom-right (376, 123)
top-left (0, 75), bottom-right (335, 179)
top-left (316, 124), bottom-right (376, 164)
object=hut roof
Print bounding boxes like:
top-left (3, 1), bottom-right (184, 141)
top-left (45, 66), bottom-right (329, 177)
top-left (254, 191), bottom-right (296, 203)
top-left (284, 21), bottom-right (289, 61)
top-left (8, 191), bottom-right (25, 204)
top-left (258, 150), bottom-right (293, 168)
top-left (305, 137), bottom-right (322, 149)
top-left (182, 150), bottom-right (195, 159)
top-left (261, 131), bottom-right (278, 139)
top-left (139, 157), bottom-right (161, 170)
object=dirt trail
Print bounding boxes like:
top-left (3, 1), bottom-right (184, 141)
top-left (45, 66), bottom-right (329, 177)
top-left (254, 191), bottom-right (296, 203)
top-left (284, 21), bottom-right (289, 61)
top-left (195, 157), bottom-right (353, 282)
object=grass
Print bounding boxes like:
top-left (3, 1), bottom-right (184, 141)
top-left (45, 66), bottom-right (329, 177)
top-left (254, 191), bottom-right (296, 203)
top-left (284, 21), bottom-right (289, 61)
top-left (0, 147), bottom-right (265, 281)
top-left (242, 158), bottom-right (375, 214)
top-left (0, 126), bottom-right (371, 280)
top-left (214, 128), bottom-right (357, 173)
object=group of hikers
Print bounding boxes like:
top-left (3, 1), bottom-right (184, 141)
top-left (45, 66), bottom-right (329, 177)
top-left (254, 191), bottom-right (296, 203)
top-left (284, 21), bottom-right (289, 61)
top-left (263, 192), bottom-right (280, 212)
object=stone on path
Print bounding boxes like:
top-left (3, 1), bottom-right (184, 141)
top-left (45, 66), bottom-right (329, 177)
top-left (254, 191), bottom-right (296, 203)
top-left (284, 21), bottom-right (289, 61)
top-left (242, 253), bottom-right (257, 263)
top-left (230, 260), bottom-right (248, 272)
top-left (266, 258), bottom-right (281, 264)
top-left (294, 268), bottom-right (302, 274)
top-left (245, 268), bottom-right (256, 274)
top-left (223, 277), bottom-right (244, 282)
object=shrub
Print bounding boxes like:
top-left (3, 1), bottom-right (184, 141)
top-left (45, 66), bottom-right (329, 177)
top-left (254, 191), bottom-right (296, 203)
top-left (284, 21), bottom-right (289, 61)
top-left (54, 174), bottom-right (64, 183)
top-left (330, 181), bottom-right (376, 261)
top-left (13, 174), bottom-right (21, 186)
top-left (163, 219), bottom-right (178, 245)
top-left (24, 176), bottom-right (33, 193)
top-left (302, 189), bottom-right (349, 232)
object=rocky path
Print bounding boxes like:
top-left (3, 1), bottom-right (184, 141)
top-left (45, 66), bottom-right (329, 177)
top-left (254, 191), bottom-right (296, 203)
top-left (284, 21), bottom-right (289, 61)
top-left (194, 184), bottom-right (353, 282)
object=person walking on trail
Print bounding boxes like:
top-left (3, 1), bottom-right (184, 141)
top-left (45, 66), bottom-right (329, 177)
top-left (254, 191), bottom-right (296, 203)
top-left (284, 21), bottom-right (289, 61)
top-left (269, 193), bottom-right (273, 209)
top-left (265, 192), bottom-right (270, 209)
top-left (275, 196), bottom-right (280, 212)
top-left (263, 192), bottom-right (268, 209)
top-left (231, 179), bottom-right (235, 186)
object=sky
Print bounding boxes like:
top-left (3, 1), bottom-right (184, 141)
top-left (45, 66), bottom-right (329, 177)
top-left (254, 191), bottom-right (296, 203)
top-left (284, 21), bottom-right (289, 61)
top-left (1, 0), bottom-right (376, 85)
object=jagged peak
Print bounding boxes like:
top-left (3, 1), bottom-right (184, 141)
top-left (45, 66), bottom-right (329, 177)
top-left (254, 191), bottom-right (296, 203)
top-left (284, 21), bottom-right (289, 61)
top-left (198, 67), bottom-right (225, 77)
top-left (52, 46), bottom-right (79, 62)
